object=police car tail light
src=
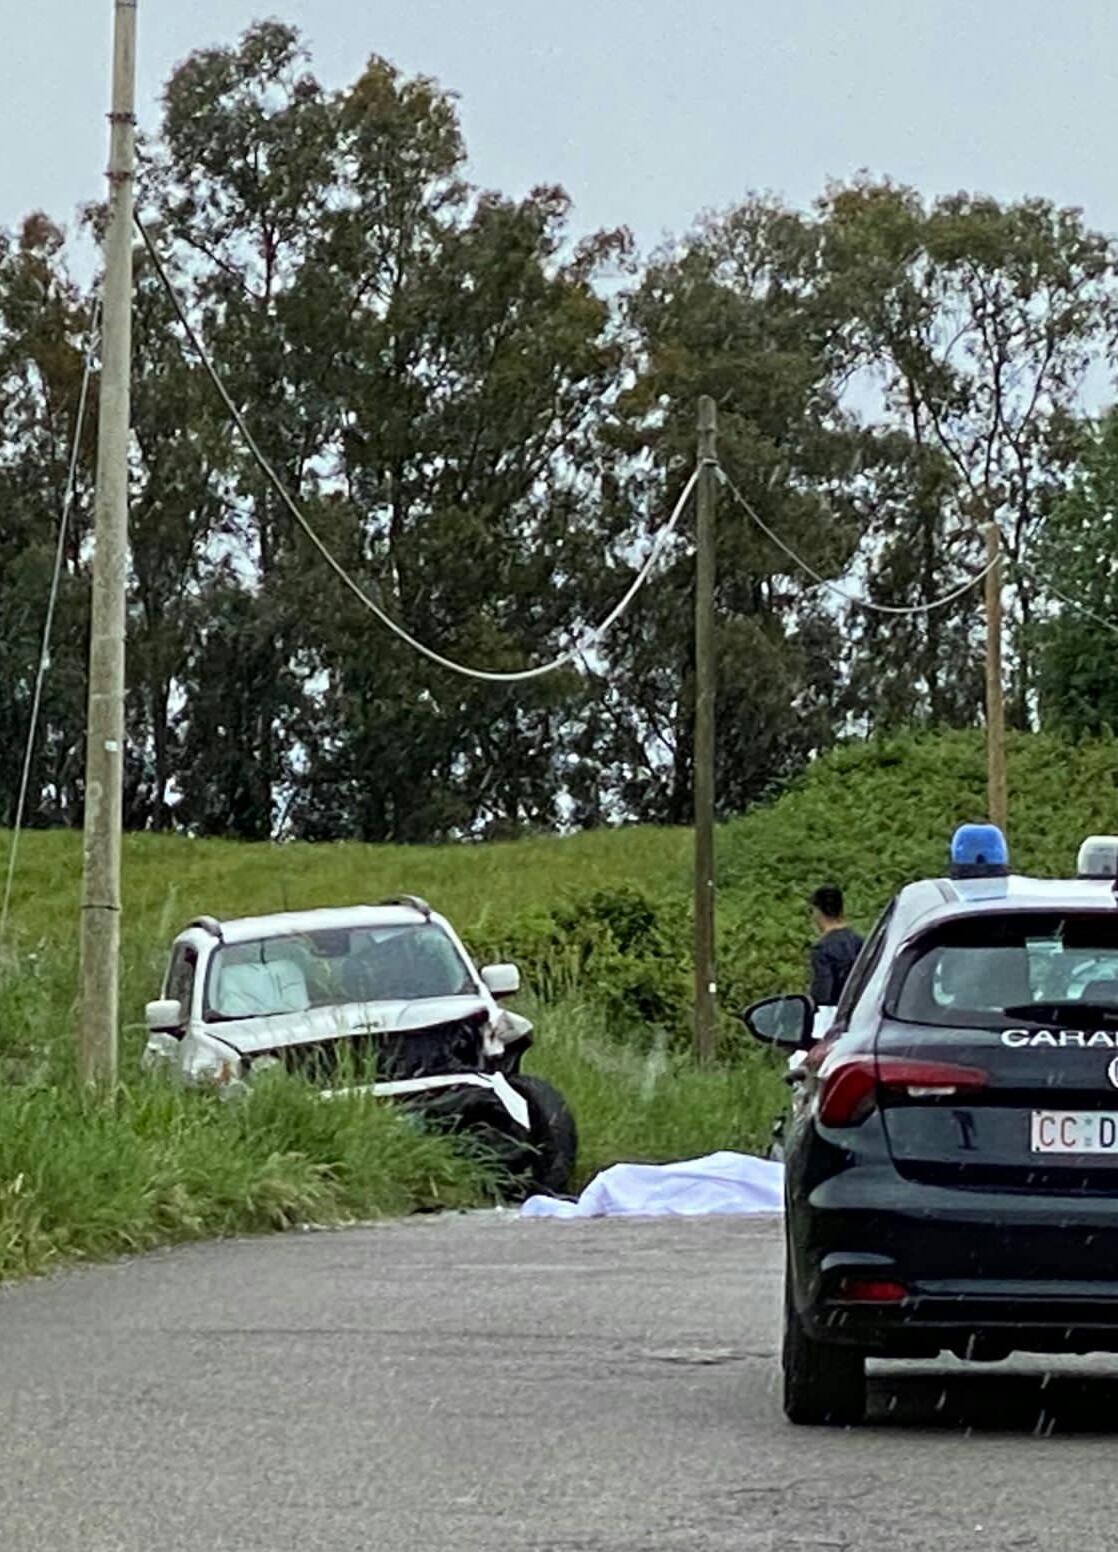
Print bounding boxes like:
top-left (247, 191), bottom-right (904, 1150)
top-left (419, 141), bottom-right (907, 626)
top-left (836, 1278), bottom-right (909, 1304)
top-left (880, 1057), bottom-right (987, 1105)
top-left (816, 1058), bottom-right (879, 1127)
top-left (817, 1056), bottom-right (987, 1127)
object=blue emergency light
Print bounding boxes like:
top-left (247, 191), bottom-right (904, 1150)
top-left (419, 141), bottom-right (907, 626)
top-left (949, 823), bottom-right (1009, 880)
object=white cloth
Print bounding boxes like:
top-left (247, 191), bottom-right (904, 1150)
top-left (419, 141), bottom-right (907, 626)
top-left (520, 1150), bottom-right (785, 1220)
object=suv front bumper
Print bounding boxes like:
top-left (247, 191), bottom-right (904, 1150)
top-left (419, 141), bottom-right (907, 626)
top-left (321, 1071), bottom-right (530, 1129)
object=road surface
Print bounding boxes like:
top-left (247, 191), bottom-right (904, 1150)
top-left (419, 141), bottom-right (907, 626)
top-left (1, 1211), bottom-right (1117, 1550)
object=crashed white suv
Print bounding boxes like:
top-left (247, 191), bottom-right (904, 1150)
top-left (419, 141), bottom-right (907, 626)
top-left (143, 895), bottom-right (576, 1194)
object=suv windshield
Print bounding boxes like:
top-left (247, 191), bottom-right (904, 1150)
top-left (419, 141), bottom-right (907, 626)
top-left (205, 923), bottom-right (474, 1021)
top-left (889, 911), bottom-right (1118, 1029)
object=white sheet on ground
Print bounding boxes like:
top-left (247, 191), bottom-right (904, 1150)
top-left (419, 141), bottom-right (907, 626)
top-left (520, 1150), bottom-right (784, 1220)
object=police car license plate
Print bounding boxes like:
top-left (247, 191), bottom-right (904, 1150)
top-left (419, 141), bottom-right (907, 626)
top-left (1031, 1111), bottom-right (1118, 1154)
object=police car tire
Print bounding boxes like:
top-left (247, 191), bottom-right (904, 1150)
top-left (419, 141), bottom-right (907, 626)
top-left (509, 1075), bottom-right (578, 1196)
top-left (782, 1259), bottom-right (866, 1426)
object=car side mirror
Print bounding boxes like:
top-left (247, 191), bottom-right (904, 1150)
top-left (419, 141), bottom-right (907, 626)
top-left (741, 993), bottom-right (814, 1050)
top-left (481, 964), bottom-right (520, 999)
top-left (145, 998), bottom-right (184, 1033)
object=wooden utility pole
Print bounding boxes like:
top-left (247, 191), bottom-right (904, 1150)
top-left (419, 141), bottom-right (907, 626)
top-left (985, 519), bottom-right (1007, 835)
top-left (693, 396), bottom-right (718, 1063)
top-left (78, 0), bottom-right (137, 1087)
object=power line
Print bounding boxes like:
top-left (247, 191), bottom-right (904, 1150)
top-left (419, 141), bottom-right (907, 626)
top-left (724, 457), bottom-right (1118, 643)
top-left (1, 293), bottom-right (102, 953)
top-left (1011, 556), bottom-right (1118, 640)
top-left (716, 466), bottom-right (999, 616)
top-left (137, 215), bottom-right (700, 685)
top-left (1042, 578), bottom-right (1118, 638)
top-left (147, 213), bottom-right (1109, 684)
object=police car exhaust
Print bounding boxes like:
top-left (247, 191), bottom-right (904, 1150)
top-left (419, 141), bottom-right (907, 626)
top-left (744, 825), bottom-right (1118, 1426)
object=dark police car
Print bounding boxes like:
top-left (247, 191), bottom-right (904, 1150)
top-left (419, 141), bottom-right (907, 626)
top-left (743, 826), bottom-right (1118, 1426)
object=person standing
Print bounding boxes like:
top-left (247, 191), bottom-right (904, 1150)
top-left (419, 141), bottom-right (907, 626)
top-left (768, 885), bottom-right (864, 1164)
top-left (808, 885), bottom-right (863, 1006)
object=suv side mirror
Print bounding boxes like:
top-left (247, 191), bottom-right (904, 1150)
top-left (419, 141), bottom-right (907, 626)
top-left (741, 993), bottom-right (814, 1050)
top-left (481, 964), bottom-right (520, 999)
top-left (145, 998), bottom-right (184, 1033)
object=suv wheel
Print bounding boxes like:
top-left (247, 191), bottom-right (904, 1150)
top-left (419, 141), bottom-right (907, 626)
top-left (782, 1253), bottom-right (866, 1426)
top-left (508, 1074), bottom-right (578, 1196)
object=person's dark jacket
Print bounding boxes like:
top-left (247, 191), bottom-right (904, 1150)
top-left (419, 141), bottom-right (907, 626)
top-left (809, 926), bottom-right (864, 1006)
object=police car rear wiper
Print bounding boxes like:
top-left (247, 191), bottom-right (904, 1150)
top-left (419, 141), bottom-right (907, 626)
top-left (1003, 1001), bottom-right (1118, 1027)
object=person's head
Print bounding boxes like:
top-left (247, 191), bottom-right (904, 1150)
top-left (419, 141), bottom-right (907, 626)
top-left (811, 885), bottom-right (845, 931)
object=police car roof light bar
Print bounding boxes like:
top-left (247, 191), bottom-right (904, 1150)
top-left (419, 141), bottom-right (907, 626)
top-left (949, 823), bottom-right (1010, 880)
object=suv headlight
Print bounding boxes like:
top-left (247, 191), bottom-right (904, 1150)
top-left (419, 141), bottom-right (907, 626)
top-left (141, 1032), bottom-right (179, 1070)
top-left (184, 1045), bottom-right (244, 1091)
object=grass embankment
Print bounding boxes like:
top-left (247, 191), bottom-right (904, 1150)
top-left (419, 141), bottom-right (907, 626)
top-left (0, 1077), bottom-right (489, 1282)
top-left (0, 1000), bottom-right (787, 1281)
top-left (529, 1001), bottom-right (784, 1182)
top-left (1, 727), bottom-right (1117, 1278)
top-left (714, 727), bottom-right (1118, 1003)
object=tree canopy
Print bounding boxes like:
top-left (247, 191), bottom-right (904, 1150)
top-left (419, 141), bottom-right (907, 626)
top-left (2, 21), bottom-right (1117, 841)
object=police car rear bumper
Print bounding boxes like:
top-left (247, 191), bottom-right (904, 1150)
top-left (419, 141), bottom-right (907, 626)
top-left (795, 1172), bottom-right (1118, 1354)
top-left (810, 1283), bottom-right (1118, 1356)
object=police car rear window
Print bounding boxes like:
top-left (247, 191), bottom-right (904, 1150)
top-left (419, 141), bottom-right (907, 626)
top-left (889, 912), bottom-right (1118, 1028)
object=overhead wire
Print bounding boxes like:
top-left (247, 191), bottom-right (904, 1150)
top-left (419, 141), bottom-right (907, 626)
top-left (139, 215), bottom-right (1118, 695)
top-left (721, 459), bottom-right (1118, 637)
top-left (1010, 556), bottom-right (1118, 640)
top-left (0, 292), bottom-right (102, 953)
top-left (136, 215), bottom-right (700, 685)
top-left (714, 465), bottom-right (1000, 616)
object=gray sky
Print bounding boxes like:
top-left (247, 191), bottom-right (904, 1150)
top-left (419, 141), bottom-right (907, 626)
top-left (4, 0), bottom-right (1117, 262)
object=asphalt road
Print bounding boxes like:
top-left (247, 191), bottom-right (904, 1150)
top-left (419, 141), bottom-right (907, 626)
top-left (2, 1212), bottom-right (1118, 1551)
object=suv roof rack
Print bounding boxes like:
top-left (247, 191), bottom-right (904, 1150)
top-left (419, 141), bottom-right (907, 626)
top-left (375, 894), bottom-right (432, 918)
top-left (186, 914), bottom-right (224, 940)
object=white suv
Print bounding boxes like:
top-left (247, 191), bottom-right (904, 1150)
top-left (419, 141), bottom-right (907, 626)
top-left (143, 895), bottom-right (576, 1194)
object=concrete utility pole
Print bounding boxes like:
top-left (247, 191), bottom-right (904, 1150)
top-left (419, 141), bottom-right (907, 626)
top-left (78, 0), bottom-right (137, 1087)
top-left (984, 519), bottom-right (1007, 836)
top-left (693, 396), bottom-right (718, 1064)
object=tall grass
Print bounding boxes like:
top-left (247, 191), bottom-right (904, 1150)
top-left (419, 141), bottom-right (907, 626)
top-left (0, 1074), bottom-right (493, 1282)
top-left (525, 999), bottom-right (786, 1185)
top-left (0, 989), bottom-right (786, 1284)
top-left (0, 930), bottom-right (787, 1284)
